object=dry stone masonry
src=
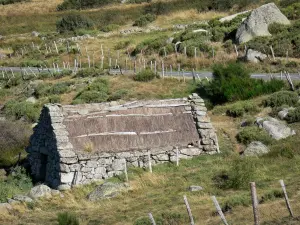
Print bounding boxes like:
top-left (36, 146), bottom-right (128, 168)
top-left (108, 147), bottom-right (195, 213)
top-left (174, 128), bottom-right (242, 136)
top-left (27, 94), bottom-right (219, 189)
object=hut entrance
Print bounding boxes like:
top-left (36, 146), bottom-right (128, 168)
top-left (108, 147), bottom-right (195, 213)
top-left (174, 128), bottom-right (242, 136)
top-left (39, 153), bottom-right (48, 182)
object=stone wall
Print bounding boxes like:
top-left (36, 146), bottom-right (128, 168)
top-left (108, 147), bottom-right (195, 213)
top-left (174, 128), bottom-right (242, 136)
top-left (27, 93), bottom-right (219, 189)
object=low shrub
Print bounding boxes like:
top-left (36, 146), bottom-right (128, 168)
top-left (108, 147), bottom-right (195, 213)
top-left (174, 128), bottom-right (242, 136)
top-left (57, 0), bottom-right (121, 10)
top-left (4, 100), bottom-right (40, 123)
top-left (108, 89), bottom-right (128, 101)
top-left (222, 193), bottom-right (251, 210)
top-left (0, 0), bottom-right (27, 5)
top-left (133, 14), bottom-right (156, 27)
top-left (260, 189), bottom-right (284, 204)
top-left (101, 24), bottom-right (120, 32)
top-left (57, 212), bottom-right (79, 225)
top-left (56, 14), bottom-right (94, 33)
top-left (236, 126), bottom-right (273, 145)
top-left (201, 63), bottom-right (285, 104)
top-left (214, 158), bottom-right (258, 190)
top-left (114, 40), bottom-right (131, 50)
top-left (264, 91), bottom-right (299, 107)
top-left (35, 82), bottom-right (73, 98)
top-left (48, 95), bottom-right (61, 104)
top-left (73, 78), bottom-right (109, 104)
top-left (0, 166), bottom-right (33, 202)
top-left (226, 101), bottom-right (260, 117)
top-left (0, 120), bottom-right (32, 167)
top-left (127, 0), bottom-right (151, 3)
top-left (285, 107), bottom-right (300, 123)
top-left (74, 68), bottom-right (104, 78)
top-left (133, 69), bottom-right (158, 82)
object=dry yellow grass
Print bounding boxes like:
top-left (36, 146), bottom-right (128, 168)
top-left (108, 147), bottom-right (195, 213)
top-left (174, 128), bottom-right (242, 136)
top-left (0, 0), bottom-right (63, 16)
top-left (155, 9), bottom-right (228, 27)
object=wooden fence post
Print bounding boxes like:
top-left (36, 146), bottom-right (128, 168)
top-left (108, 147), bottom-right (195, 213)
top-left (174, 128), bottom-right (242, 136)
top-left (279, 180), bottom-right (294, 217)
top-left (148, 213), bottom-right (156, 225)
top-left (270, 46), bottom-right (275, 61)
top-left (212, 196), bottom-right (229, 225)
top-left (250, 182), bottom-right (260, 225)
top-left (234, 45), bottom-right (239, 57)
top-left (176, 147), bottom-right (179, 166)
top-left (124, 162), bottom-right (129, 183)
top-left (148, 151), bottom-right (152, 173)
top-left (183, 195), bottom-right (195, 225)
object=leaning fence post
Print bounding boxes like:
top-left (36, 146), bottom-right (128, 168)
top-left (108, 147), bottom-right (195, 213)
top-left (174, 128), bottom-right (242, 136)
top-left (279, 180), bottom-right (294, 217)
top-left (176, 147), bottom-right (179, 166)
top-left (148, 151), bottom-right (152, 173)
top-left (184, 195), bottom-right (195, 225)
top-left (124, 162), bottom-right (129, 182)
top-left (148, 213), bottom-right (156, 225)
top-left (250, 182), bottom-right (260, 225)
top-left (212, 196), bottom-right (229, 225)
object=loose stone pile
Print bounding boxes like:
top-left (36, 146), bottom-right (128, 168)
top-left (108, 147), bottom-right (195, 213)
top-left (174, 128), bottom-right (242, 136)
top-left (27, 94), bottom-right (219, 189)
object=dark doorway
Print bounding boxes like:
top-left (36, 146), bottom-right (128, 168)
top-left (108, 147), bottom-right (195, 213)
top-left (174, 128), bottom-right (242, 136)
top-left (39, 153), bottom-right (48, 182)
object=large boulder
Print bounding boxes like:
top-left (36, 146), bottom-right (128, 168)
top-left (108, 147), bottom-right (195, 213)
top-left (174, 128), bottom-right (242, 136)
top-left (256, 117), bottom-right (296, 140)
top-left (87, 182), bottom-right (128, 201)
top-left (236, 3), bottom-right (290, 44)
top-left (244, 49), bottom-right (267, 63)
top-left (243, 141), bottom-right (269, 156)
top-left (29, 184), bottom-right (52, 199)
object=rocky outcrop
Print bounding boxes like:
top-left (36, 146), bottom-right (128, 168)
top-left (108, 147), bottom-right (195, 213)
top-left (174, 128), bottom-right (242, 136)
top-left (87, 182), bottom-right (129, 201)
top-left (236, 3), bottom-right (290, 44)
top-left (188, 186), bottom-right (203, 192)
top-left (243, 141), bottom-right (269, 156)
top-left (244, 49), bottom-right (267, 63)
top-left (256, 117), bottom-right (296, 140)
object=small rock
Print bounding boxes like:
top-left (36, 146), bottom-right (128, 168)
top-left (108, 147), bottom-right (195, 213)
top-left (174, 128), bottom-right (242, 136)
top-left (0, 203), bottom-right (12, 211)
top-left (57, 184), bottom-right (71, 191)
top-left (32, 31), bottom-right (40, 37)
top-left (29, 184), bottom-right (52, 199)
top-left (87, 182), bottom-right (128, 201)
top-left (244, 49), bottom-right (267, 63)
top-left (278, 108), bottom-right (294, 120)
top-left (26, 97), bottom-right (37, 104)
top-left (243, 141), bottom-right (269, 156)
top-left (13, 195), bottom-right (33, 203)
top-left (51, 190), bottom-right (60, 196)
top-left (188, 186), bottom-right (203, 192)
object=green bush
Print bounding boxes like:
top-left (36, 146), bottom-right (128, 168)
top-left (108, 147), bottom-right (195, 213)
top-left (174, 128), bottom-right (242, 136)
top-left (57, 0), bottom-right (121, 10)
top-left (74, 68), bottom-right (104, 78)
top-left (4, 100), bottom-right (40, 123)
top-left (236, 126), bottom-right (273, 145)
top-left (48, 95), bottom-right (61, 104)
top-left (35, 82), bottom-right (72, 98)
top-left (0, 0), bottom-right (28, 5)
top-left (133, 14), bottom-right (156, 27)
top-left (201, 63), bottom-right (284, 104)
top-left (0, 120), bottom-right (32, 167)
top-left (134, 69), bottom-right (157, 82)
top-left (0, 166), bottom-right (33, 202)
top-left (73, 78), bottom-right (109, 104)
top-left (101, 24), bottom-right (120, 32)
top-left (226, 101), bottom-right (260, 117)
top-left (264, 91), bottom-right (299, 107)
top-left (282, 3), bottom-right (300, 20)
top-left (222, 193), bottom-right (252, 210)
top-left (56, 14), bottom-right (94, 33)
top-left (285, 107), bottom-right (300, 123)
top-left (57, 212), bottom-right (79, 225)
top-left (260, 189), bottom-right (284, 203)
top-left (114, 40), bottom-right (131, 50)
top-left (133, 35), bottom-right (168, 56)
top-left (108, 89), bottom-right (128, 101)
top-left (224, 158), bottom-right (258, 189)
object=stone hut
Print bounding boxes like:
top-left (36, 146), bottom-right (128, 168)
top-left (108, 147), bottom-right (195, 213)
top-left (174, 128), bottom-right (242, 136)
top-left (26, 94), bottom-right (219, 189)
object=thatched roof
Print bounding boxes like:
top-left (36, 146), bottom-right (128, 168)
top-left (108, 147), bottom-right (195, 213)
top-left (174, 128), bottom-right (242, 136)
top-left (61, 99), bottom-right (199, 153)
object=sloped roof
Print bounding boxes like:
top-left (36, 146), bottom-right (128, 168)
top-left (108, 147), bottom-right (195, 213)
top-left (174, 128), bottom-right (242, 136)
top-left (60, 99), bottom-right (199, 153)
